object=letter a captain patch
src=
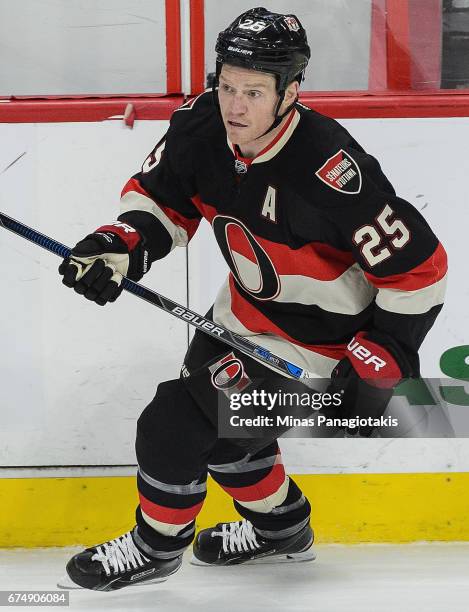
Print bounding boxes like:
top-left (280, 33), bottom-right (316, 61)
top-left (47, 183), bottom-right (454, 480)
top-left (315, 149), bottom-right (362, 194)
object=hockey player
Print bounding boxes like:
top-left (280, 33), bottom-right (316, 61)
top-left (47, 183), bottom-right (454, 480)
top-left (57, 7), bottom-right (447, 591)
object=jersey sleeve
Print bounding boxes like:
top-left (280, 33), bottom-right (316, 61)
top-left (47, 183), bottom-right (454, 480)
top-left (118, 120), bottom-right (202, 262)
top-left (319, 147), bottom-right (447, 375)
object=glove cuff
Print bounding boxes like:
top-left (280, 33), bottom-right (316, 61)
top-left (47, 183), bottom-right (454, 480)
top-left (344, 331), bottom-right (404, 389)
top-left (94, 221), bottom-right (150, 280)
top-left (95, 221), bottom-right (141, 252)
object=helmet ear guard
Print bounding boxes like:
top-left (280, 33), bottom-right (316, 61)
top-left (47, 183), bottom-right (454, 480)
top-left (213, 7), bottom-right (310, 138)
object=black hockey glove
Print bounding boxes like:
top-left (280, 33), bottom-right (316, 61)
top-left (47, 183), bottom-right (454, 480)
top-left (330, 331), bottom-right (412, 437)
top-left (58, 221), bottom-right (150, 305)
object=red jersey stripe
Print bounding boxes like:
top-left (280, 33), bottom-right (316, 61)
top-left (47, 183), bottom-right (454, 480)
top-left (191, 196), bottom-right (355, 281)
top-left (122, 178), bottom-right (200, 241)
top-left (191, 196), bottom-right (216, 222)
top-left (365, 242), bottom-right (447, 290)
top-left (158, 203), bottom-right (200, 241)
top-left (139, 494), bottom-right (203, 525)
top-left (121, 177), bottom-right (151, 199)
top-left (228, 276), bottom-right (347, 360)
top-left (219, 463), bottom-right (286, 502)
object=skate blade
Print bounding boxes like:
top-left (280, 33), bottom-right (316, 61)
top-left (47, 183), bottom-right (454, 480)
top-left (57, 573), bottom-right (169, 591)
top-left (57, 574), bottom-right (82, 590)
top-left (190, 546), bottom-right (316, 566)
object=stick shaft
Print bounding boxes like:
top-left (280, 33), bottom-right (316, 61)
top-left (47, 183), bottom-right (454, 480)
top-left (0, 211), bottom-right (312, 380)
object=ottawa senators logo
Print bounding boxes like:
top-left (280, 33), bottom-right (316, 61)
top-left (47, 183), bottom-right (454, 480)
top-left (209, 352), bottom-right (251, 397)
top-left (315, 149), bottom-right (362, 195)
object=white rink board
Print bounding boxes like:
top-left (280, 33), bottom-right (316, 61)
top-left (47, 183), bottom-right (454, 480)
top-left (0, 120), bottom-right (187, 466)
top-left (0, 115), bottom-right (468, 472)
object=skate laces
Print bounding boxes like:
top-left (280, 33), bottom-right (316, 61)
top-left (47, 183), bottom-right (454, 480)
top-left (212, 520), bottom-right (261, 554)
top-left (91, 531), bottom-right (150, 577)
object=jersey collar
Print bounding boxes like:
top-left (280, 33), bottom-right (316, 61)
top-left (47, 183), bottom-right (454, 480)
top-left (227, 108), bottom-right (300, 167)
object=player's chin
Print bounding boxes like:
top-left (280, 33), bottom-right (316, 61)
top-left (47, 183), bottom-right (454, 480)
top-left (226, 127), bottom-right (255, 145)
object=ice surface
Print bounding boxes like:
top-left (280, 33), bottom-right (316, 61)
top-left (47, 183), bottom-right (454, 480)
top-left (0, 543), bottom-right (468, 612)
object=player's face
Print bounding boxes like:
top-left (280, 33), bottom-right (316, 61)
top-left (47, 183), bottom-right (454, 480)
top-left (218, 64), bottom-right (284, 153)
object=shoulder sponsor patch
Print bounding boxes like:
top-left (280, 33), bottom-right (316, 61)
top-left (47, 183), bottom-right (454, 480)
top-left (315, 149), bottom-right (362, 194)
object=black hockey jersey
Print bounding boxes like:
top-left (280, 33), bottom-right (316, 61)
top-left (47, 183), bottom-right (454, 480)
top-left (118, 92), bottom-right (447, 378)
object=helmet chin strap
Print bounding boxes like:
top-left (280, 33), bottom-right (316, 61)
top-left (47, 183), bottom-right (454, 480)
top-left (256, 91), bottom-right (298, 139)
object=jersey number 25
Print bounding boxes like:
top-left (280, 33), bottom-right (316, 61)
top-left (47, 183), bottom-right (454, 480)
top-left (352, 204), bottom-right (410, 267)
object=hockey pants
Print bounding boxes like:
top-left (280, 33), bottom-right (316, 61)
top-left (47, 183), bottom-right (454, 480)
top-left (133, 329), bottom-right (311, 558)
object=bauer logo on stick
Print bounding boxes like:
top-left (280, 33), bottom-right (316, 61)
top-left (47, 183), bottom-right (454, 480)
top-left (315, 149), bottom-right (362, 194)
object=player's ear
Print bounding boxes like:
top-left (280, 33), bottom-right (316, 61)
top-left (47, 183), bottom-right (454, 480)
top-left (283, 80), bottom-right (299, 108)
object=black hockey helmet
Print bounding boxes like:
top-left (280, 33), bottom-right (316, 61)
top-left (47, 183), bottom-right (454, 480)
top-left (214, 7), bottom-right (310, 136)
top-left (215, 7), bottom-right (310, 92)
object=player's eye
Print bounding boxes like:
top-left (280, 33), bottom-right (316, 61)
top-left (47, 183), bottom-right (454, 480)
top-left (248, 90), bottom-right (261, 98)
top-left (221, 84), bottom-right (233, 93)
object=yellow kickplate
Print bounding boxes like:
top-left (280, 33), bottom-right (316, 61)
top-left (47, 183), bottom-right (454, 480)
top-left (0, 472), bottom-right (468, 547)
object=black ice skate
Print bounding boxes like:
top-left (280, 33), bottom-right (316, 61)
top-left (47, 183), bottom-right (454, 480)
top-left (57, 528), bottom-right (182, 591)
top-left (191, 519), bottom-right (315, 566)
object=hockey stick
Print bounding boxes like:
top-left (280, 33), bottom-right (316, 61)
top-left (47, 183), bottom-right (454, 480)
top-left (0, 211), bottom-right (316, 381)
